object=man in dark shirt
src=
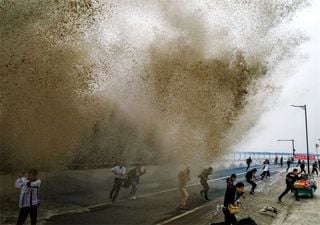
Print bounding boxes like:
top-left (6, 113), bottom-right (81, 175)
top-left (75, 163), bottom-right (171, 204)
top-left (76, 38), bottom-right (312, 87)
top-left (278, 168), bottom-right (302, 202)
top-left (222, 182), bottom-right (244, 225)
top-left (245, 168), bottom-right (257, 194)
top-left (286, 158), bottom-right (291, 172)
top-left (296, 159), bottom-right (301, 167)
top-left (246, 157), bottom-right (252, 171)
top-left (300, 160), bottom-right (306, 174)
top-left (312, 161), bottom-right (318, 175)
top-left (226, 174), bottom-right (237, 190)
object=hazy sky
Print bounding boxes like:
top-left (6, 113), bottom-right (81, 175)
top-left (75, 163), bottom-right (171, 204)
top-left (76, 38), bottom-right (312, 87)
top-left (235, 0), bottom-right (320, 154)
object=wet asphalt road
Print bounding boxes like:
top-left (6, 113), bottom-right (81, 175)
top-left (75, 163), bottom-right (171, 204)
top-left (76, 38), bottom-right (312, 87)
top-left (46, 165), bottom-right (281, 225)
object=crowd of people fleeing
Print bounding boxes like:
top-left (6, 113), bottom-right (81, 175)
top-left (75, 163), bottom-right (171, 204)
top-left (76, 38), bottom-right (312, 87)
top-left (14, 156), bottom-right (319, 225)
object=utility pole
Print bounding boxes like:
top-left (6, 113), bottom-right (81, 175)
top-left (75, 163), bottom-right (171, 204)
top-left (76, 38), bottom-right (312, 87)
top-left (291, 104), bottom-right (310, 174)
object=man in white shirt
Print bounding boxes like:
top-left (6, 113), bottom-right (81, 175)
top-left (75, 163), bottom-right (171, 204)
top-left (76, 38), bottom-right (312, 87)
top-left (260, 159), bottom-right (270, 180)
top-left (109, 163), bottom-right (126, 203)
top-left (15, 169), bottom-right (41, 225)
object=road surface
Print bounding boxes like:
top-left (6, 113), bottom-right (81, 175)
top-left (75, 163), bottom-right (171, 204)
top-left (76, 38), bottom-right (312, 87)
top-left (46, 165), bottom-right (281, 225)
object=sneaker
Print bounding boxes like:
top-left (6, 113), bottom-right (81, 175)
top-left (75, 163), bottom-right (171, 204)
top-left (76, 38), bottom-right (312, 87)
top-left (278, 197), bottom-right (282, 203)
top-left (296, 198), bottom-right (300, 201)
top-left (132, 196), bottom-right (136, 200)
top-left (250, 191), bottom-right (255, 195)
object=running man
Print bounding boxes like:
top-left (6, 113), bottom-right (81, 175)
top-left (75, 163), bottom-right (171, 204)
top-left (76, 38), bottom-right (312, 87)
top-left (127, 164), bottom-right (146, 199)
top-left (300, 160), bottom-right (306, 174)
top-left (286, 158), bottom-right (292, 172)
top-left (278, 168), bottom-right (302, 202)
top-left (198, 166), bottom-right (213, 201)
top-left (177, 167), bottom-right (191, 209)
top-left (312, 161), bottom-right (318, 175)
top-left (260, 159), bottom-right (270, 180)
top-left (246, 157), bottom-right (252, 171)
top-left (222, 182), bottom-right (245, 225)
top-left (245, 168), bottom-right (257, 194)
top-left (296, 159), bottom-right (301, 167)
top-left (109, 162), bottom-right (126, 203)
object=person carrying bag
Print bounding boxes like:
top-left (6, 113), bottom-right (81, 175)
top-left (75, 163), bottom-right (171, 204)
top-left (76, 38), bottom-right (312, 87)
top-left (228, 203), bottom-right (240, 215)
top-left (222, 182), bottom-right (244, 224)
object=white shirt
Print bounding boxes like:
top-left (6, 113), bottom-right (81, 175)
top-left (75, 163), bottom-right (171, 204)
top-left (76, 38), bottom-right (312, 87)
top-left (110, 166), bottom-right (126, 179)
top-left (264, 164), bottom-right (270, 172)
top-left (15, 177), bottom-right (41, 208)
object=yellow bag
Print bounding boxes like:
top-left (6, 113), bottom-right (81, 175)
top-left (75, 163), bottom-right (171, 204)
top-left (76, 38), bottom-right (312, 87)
top-left (228, 204), bottom-right (240, 214)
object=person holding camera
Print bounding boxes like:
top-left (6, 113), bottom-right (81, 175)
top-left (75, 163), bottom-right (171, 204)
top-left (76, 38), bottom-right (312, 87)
top-left (15, 169), bottom-right (41, 225)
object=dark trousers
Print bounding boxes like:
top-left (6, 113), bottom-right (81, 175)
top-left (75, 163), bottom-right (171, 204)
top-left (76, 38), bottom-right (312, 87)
top-left (129, 179), bottom-right (138, 197)
top-left (260, 171), bottom-right (270, 180)
top-left (279, 183), bottom-right (299, 200)
top-left (109, 178), bottom-right (123, 202)
top-left (223, 207), bottom-right (237, 225)
top-left (260, 171), bottom-right (266, 180)
top-left (312, 168), bottom-right (318, 175)
top-left (246, 164), bottom-right (250, 171)
top-left (246, 179), bottom-right (257, 192)
top-left (286, 163), bottom-right (290, 172)
top-left (17, 205), bottom-right (38, 225)
top-left (300, 168), bottom-right (306, 174)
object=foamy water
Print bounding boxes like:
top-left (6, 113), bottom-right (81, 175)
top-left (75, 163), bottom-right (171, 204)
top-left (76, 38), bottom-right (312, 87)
top-left (0, 0), bottom-right (309, 172)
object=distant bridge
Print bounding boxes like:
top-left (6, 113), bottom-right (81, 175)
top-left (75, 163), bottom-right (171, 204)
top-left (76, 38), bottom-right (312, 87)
top-left (63, 152), bottom-right (320, 170)
top-left (223, 151), bottom-right (320, 161)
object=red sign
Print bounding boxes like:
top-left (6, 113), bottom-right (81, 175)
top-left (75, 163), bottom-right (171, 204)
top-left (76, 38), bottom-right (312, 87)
top-left (294, 154), bottom-right (316, 160)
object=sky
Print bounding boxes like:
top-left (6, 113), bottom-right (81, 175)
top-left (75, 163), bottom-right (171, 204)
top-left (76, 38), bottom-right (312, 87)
top-left (235, 0), bottom-right (320, 154)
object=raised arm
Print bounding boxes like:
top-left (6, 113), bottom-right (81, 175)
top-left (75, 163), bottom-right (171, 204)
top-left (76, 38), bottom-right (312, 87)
top-left (139, 168), bottom-right (146, 176)
top-left (110, 166), bottom-right (117, 174)
top-left (15, 177), bottom-right (27, 188)
top-left (30, 179), bottom-right (41, 188)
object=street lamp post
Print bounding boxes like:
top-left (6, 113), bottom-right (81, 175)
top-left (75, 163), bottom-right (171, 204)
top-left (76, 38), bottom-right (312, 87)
top-left (291, 104), bottom-right (310, 174)
top-left (277, 139), bottom-right (295, 158)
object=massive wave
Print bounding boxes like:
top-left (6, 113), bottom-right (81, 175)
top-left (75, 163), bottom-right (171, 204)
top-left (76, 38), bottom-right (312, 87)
top-left (0, 0), bottom-right (308, 172)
